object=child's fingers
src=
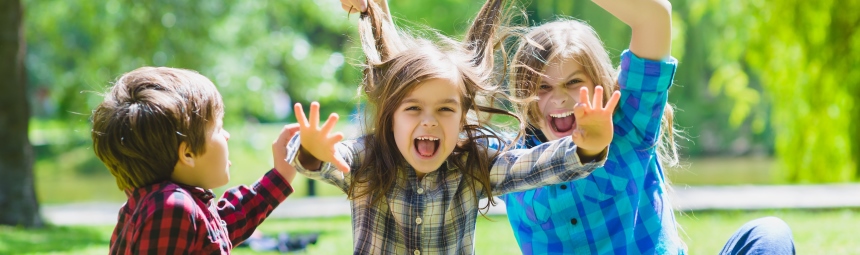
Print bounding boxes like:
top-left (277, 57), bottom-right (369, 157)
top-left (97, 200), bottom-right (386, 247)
top-left (579, 87), bottom-right (592, 109)
top-left (327, 132), bottom-right (345, 144)
top-left (273, 123), bottom-right (300, 147)
top-left (309, 102), bottom-right (321, 129)
top-left (593, 86), bottom-right (604, 107)
top-left (334, 156), bottom-right (351, 173)
top-left (604, 91), bottom-right (622, 111)
top-left (320, 113), bottom-right (340, 135)
top-left (294, 103), bottom-right (310, 127)
top-left (573, 101), bottom-right (587, 118)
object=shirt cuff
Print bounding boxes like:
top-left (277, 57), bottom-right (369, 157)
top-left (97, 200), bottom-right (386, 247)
top-left (618, 49), bottom-right (678, 92)
top-left (285, 133), bottom-right (336, 180)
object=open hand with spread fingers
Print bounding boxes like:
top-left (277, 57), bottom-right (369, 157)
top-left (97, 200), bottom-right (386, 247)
top-left (293, 102), bottom-right (351, 173)
top-left (571, 85), bottom-right (621, 157)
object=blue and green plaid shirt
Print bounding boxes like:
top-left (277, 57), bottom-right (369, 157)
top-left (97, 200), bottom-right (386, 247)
top-left (499, 50), bottom-right (685, 254)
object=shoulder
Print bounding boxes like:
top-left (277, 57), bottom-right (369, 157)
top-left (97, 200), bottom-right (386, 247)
top-left (139, 183), bottom-right (202, 219)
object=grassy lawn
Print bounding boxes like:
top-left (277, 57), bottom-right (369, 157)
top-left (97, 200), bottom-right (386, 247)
top-left (2, 209), bottom-right (859, 254)
top-left (21, 122), bottom-right (858, 253)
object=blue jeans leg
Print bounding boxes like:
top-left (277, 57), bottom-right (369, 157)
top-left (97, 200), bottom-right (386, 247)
top-left (720, 216), bottom-right (796, 255)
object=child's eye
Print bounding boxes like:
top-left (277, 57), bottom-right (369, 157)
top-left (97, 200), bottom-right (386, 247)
top-left (439, 107), bottom-right (455, 112)
top-left (539, 84), bottom-right (552, 91)
top-left (566, 79), bottom-right (583, 86)
top-left (406, 106), bottom-right (420, 111)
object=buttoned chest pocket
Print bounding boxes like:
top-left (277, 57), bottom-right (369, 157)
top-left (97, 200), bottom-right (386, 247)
top-left (506, 187), bottom-right (553, 224)
top-left (574, 160), bottom-right (631, 203)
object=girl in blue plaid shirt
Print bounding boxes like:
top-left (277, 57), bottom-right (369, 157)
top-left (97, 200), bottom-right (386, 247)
top-left (499, 0), bottom-right (796, 254)
top-left (283, 0), bottom-right (620, 254)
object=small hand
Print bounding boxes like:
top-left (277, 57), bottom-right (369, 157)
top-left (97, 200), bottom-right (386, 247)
top-left (340, 0), bottom-right (388, 14)
top-left (272, 123), bottom-right (301, 183)
top-left (571, 86), bottom-right (621, 156)
top-left (341, 0), bottom-right (367, 13)
top-left (294, 102), bottom-right (350, 173)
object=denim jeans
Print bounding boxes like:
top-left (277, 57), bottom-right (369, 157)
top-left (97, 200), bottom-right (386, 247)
top-left (720, 217), bottom-right (796, 255)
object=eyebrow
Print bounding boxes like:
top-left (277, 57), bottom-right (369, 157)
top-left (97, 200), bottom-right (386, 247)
top-left (402, 98), bottom-right (460, 105)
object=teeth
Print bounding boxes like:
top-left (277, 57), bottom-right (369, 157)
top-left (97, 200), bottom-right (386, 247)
top-left (416, 136), bottom-right (439, 141)
top-left (550, 111), bottom-right (574, 118)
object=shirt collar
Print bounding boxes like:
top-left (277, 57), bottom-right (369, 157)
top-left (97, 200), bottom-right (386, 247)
top-left (124, 180), bottom-right (217, 205)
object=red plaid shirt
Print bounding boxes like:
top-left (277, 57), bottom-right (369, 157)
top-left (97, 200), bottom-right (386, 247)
top-left (109, 169), bottom-right (293, 254)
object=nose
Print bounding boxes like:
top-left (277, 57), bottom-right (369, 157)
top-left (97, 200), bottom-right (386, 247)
top-left (421, 114), bottom-right (438, 128)
top-left (549, 87), bottom-right (568, 106)
top-left (223, 129), bottom-right (231, 141)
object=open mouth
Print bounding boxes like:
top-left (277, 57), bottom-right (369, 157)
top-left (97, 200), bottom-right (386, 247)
top-left (414, 136), bottom-right (440, 158)
top-left (548, 111), bottom-right (576, 134)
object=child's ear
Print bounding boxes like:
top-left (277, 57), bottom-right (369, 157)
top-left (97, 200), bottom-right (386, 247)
top-left (177, 142), bottom-right (196, 168)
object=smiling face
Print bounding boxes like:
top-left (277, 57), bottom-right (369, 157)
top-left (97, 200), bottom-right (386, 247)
top-left (536, 56), bottom-right (597, 141)
top-left (392, 78), bottom-right (464, 178)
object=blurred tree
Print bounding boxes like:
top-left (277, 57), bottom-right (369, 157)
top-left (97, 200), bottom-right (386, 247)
top-left (1, 0), bottom-right (43, 227)
top-left (689, 0), bottom-right (859, 182)
top-left (25, 0), bottom-right (360, 127)
top-left (743, 0), bottom-right (859, 182)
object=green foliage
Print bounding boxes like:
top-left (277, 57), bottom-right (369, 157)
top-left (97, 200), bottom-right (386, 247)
top-left (23, 0), bottom-right (858, 183)
top-left (688, 0), bottom-right (860, 182)
top-left (26, 0), bottom-right (361, 125)
top-left (744, 0), bottom-right (859, 182)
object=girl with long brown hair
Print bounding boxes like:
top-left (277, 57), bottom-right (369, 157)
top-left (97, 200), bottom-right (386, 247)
top-left (283, 0), bottom-right (620, 253)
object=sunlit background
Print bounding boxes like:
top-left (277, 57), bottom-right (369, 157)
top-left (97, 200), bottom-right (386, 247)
top-left (2, 0), bottom-right (858, 254)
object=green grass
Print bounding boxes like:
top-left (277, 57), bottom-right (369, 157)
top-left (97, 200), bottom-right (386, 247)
top-left (2, 209), bottom-right (859, 254)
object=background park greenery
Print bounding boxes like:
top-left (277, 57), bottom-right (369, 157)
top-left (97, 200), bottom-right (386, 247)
top-left (24, 0), bottom-right (859, 190)
top-left (1, 0), bottom-right (858, 253)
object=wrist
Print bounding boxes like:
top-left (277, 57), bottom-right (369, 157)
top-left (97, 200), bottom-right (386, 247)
top-left (297, 146), bottom-right (323, 170)
top-left (576, 146), bottom-right (608, 163)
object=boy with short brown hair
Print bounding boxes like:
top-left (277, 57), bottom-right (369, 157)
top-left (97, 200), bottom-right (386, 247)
top-left (91, 67), bottom-right (299, 254)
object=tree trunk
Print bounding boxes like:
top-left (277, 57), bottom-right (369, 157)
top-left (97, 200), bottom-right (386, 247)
top-left (0, 0), bottom-right (42, 228)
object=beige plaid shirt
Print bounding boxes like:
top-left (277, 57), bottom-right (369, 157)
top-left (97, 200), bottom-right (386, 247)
top-left (286, 135), bottom-right (606, 255)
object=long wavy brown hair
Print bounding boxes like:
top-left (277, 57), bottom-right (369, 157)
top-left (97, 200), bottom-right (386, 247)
top-left (349, 0), bottom-right (520, 213)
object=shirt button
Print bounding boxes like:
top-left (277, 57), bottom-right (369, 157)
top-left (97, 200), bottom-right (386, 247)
top-left (417, 188), bottom-right (424, 194)
top-left (560, 184), bottom-right (567, 190)
top-left (416, 217), bottom-right (423, 225)
top-left (414, 250), bottom-right (420, 255)
top-left (570, 218), bottom-right (578, 225)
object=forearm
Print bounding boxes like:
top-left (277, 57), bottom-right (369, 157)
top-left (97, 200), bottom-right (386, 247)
top-left (490, 137), bottom-right (606, 195)
top-left (592, 0), bottom-right (672, 60)
top-left (218, 170), bottom-right (294, 243)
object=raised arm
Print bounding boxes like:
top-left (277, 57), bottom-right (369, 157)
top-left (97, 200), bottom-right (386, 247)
top-left (591, 0), bottom-right (672, 60)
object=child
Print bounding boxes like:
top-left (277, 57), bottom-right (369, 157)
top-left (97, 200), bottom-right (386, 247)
top-left (91, 67), bottom-right (301, 254)
top-left (501, 0), bottom-right (795, 254)
top-left (343, 0), bottom-right (796, 254)
top-left (284, 0), bottom-right (618, 254)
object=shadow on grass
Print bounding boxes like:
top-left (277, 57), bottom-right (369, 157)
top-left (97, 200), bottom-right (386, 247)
top-left (0, 224), bottom-right (109, 254)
